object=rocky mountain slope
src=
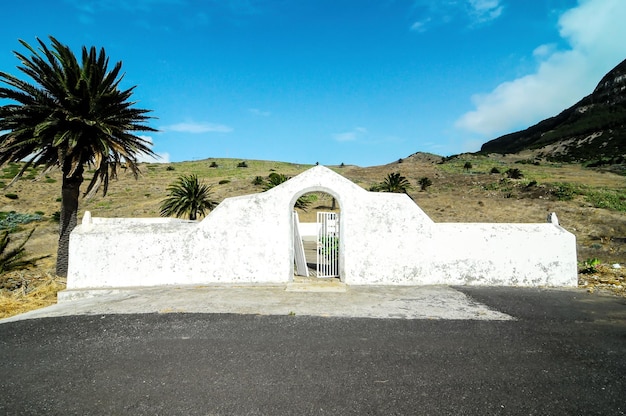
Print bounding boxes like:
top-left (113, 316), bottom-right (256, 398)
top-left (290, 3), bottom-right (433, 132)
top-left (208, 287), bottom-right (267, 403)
top-left (480, 58), bottom-right (626, 164)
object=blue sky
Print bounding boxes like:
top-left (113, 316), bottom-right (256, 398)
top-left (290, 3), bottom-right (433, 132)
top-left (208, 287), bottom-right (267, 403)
top-left (1, 0), bottom-right (625, 166)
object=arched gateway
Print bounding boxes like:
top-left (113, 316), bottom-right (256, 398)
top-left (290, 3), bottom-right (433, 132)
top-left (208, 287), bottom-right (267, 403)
top-left (67, 165), bottom-right (578, 290)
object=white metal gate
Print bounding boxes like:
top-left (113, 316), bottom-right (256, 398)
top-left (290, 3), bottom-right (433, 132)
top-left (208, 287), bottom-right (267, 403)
top-left (316, 212), bottom-right (339, 278)
top-left (293, 211), bottom-right (309, 277)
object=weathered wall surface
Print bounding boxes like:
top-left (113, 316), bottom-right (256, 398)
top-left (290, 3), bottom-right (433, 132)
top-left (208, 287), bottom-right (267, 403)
top-left (67, 165), bottom-right (578, 289)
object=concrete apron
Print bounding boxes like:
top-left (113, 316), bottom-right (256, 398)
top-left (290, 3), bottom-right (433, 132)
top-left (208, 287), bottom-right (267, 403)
top-left (0, 282), bottom-right (514, 324)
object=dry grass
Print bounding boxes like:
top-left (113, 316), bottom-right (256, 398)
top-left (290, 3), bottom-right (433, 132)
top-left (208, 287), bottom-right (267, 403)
top-left (1, 153), bottom-right (625, 318)
top-left (579, 264), bottom-right (626, 297)
top-left (0, 270), bottom-right (65, 319)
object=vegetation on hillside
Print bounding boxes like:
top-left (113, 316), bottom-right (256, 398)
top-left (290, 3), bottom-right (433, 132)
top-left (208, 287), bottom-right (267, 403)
top-left (0, 154), bottom-right (624, 317)
top-left (480, 58), bottom-right (626, 167)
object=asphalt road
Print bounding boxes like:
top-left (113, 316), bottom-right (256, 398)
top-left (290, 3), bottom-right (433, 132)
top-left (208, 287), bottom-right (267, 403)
top-left (1, 287), bottom-right (625, 415)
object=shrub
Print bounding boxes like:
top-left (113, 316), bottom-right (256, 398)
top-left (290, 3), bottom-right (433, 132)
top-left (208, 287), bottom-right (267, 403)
top-left (4, 193), bottom-right (18, 200)
top-left (418, 177), bottom-right (432, 191)
top-left (166, 165), bottom-right (175, 171)
top-left (237, 161), bottom-right (248, 168)
top-left (0, 212), bottom-right (43, 231)
top-left (252, 176), bottom-right (264, 186)
top-left (218, 179), bottom-right (230, 185)
top-left (51, 211), bottom-right (61, 222)
top-left (463, 162), bottom-right (472, 171)
top-left (584, 189), bottom-right (626, 212)
top-left (490, 167), bottom-right (500, 174)
top-left (505, 168), bottom-right (523, 179)
top-left (515, 159), bottom-right (539, 165)
top-left (209, 161), bottom-right (219, 168)
top-left (579, 258), bottom-right (600, 274)
top-left (552, 183), bottom-right (576, 201)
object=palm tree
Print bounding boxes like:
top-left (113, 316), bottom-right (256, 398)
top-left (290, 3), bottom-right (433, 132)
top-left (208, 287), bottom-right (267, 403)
top-left (160, 174), bottom-right (218, 220)
top-left (380, 172), bottom-right (411, 193)
top-left (263, 172), bottom-right (312, 211)
top-left (418, 176), bottom-right (432, 191)
top-left (0, 37), bottom-right (156, 276)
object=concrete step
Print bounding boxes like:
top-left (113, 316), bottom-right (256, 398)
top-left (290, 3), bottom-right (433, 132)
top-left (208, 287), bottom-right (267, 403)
top-left (286, 277), bottom-right (347, 292)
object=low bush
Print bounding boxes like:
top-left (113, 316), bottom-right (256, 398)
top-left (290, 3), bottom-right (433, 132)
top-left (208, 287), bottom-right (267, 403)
top-left (551, 183), bottom-right (576, 201)
top-left (505, 168), bottom-right (523, 179)
top-left (584, 189), bottom-right (626, 212)
top-left (579, 258), bottom-right (600, 274)
top-left (0, 212), bottom-right (43, 231)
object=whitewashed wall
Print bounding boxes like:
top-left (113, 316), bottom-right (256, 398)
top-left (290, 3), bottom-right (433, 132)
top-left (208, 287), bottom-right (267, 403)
top-left (66, 165), bottom-right (578, 289)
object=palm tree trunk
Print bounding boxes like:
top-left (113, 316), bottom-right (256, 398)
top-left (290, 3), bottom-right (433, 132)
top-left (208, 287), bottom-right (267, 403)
top-left (55, 165), bottom-right (84, 277)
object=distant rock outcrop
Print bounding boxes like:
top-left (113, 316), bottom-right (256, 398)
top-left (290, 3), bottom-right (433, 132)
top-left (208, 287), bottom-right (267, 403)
top-left (481, 58), bottom-right (626, 164)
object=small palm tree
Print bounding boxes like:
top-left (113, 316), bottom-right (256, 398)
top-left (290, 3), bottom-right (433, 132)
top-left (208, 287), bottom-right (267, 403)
top-left (263, 172), bottom-right (312, 211)
top-left (160, 174), bottom-right (218, 220)
top-left (0, 37), bottom-right (156, 276)
top-left (263, 172), bottom-right (289, 190)
top-left (418, 177), bottom-right (432, 191)
top-left (380, 172), bottom-right (411, 193)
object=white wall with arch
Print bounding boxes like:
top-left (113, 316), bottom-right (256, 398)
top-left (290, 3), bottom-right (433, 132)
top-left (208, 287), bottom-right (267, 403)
top-left (66, 165), bottom-right (577, 290)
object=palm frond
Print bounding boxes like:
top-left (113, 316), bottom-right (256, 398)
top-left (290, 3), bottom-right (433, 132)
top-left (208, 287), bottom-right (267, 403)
top-left (0, 229), bottom-right (50, 274)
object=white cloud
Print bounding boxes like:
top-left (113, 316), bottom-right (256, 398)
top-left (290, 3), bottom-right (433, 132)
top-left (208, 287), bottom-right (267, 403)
top-left (137, 152), bottom-right (170, 163)
top-left (410, 18), bottom-right (431, 32)
top-left (249, 108), bottom-right (271, 116)
top-left (533, 43), bottom-right (556, 58)
top-left (409, 0), bottom-right (503, 32)
top-left (455, 0), bottom-right (626, 137)
top-left (161, 122), bottom-right (233, 133)
top-left (66, 0), bottom-right (183, 13)
top-left (136, 135), bottom-right (170, 163)
top-left (333, 127), bottom-right (368, 142)
top-left (468, 0), bottom-right (503, 23)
